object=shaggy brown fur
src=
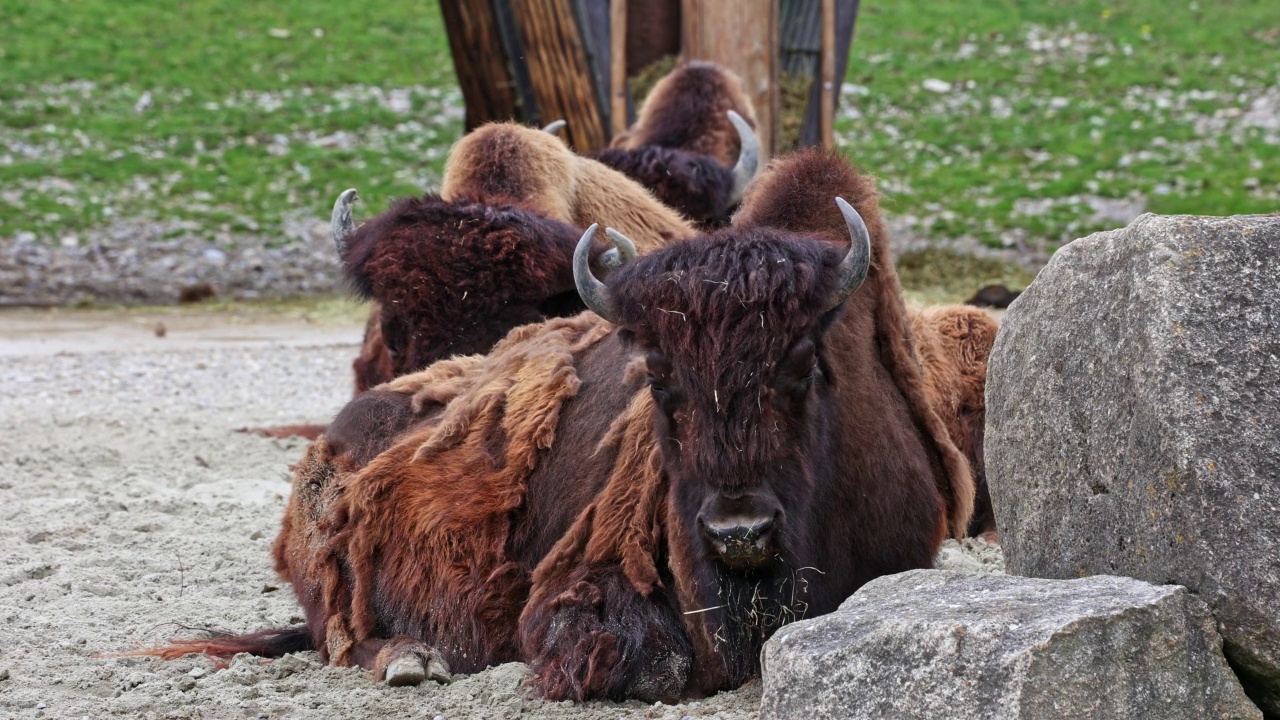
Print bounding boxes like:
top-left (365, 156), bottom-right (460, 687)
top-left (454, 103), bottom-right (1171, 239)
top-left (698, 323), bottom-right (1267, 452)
top-left (144, 150), bottom-right (974, 703)
top-left (909, 305), bottom-right (1001, 537)
top-left (735, 149), bottom-right (976, 538)
top-left (589, 145), bottom-right (736, 229)
top-left (343, 123), bottom-right (700, 390)
top-left (340, 194), bottom-right (602, 385)
top-left (591, 62), bottom-right (756, 228)
top-left (611, 61), bottom-right (757, 167)
top-left (441, 123), bottom-right (695, 254)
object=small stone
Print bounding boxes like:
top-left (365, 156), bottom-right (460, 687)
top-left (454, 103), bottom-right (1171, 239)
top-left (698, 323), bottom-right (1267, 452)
top-left (0, 668), bottom-right (9, 681)
top-left (154, 322), bottom-right (166, 338)
top-left (176, 675), bottom-right (196, 691)
top-left (921, 78), bottom-right (952, 93)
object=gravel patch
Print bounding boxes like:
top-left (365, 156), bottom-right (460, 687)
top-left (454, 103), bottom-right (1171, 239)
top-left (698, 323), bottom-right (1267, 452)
top-left (1, 214), bottom-right (343, 306)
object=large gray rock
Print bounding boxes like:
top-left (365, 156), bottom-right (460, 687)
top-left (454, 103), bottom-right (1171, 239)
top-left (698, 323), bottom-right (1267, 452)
top-left (760, 571), bottom-right (1259, 720)
top-left (985, 213), bottom-right (1280, 713)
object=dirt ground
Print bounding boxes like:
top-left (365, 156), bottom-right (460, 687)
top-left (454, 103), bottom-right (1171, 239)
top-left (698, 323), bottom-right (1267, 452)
top-left (0, 307), bottom-right (1002, 720)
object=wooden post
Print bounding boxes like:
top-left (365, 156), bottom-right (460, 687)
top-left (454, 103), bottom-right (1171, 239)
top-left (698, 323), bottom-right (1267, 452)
top-left (510, 0), bottom-right (608, 151)
top-left (438, 1), bottom-right (519, 130)
top-left (819, 0), bottom-right (835, 149)
top-left (679, 0), bottom-right (780, 160)
top-left (610, 0), bottom-right (629, 138)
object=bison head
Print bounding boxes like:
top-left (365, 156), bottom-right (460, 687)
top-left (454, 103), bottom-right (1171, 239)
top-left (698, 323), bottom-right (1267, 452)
top-left (573, 199), bottom-right (870, 570)
top-left (335, 191), bottom-right (622, 387)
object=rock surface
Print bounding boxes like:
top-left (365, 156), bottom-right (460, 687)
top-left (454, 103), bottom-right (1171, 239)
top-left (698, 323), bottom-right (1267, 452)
top-left (760, 570), bottom-right (1260, 720)
top-left (985, 213), bottom-right (1280, 713)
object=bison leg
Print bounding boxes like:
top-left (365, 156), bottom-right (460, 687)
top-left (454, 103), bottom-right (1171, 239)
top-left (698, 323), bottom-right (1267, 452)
top-left (348, 636), bottom-right (451, 687)
top-left (522, 563), bottom-right (692, 702)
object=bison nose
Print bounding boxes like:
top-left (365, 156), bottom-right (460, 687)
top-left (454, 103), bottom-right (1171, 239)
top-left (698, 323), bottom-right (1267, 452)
top-left (698, 513), bottom-right (777, 567)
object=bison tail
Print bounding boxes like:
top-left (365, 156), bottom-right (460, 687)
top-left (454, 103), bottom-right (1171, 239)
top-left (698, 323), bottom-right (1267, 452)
top-left (126, 625), bottom-right (313, 662)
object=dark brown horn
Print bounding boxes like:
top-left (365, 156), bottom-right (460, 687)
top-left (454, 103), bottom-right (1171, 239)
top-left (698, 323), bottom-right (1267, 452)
top-left (727, 110), bottom-right (760, 205)
top-left (331, 188), bottom-right (358, 259)
top-left (542, 119), bottom-right (567, 135)
top-left (822, 197), bottom-right (873, 313)
top-left (573, 224), bottom-right (626, 325)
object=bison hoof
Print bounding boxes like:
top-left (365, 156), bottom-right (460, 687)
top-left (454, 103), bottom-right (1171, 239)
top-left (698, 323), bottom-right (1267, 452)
top-left (383, 645), bottom-right (451, 687)
top-left (385, 656), bottom-right (426, 687)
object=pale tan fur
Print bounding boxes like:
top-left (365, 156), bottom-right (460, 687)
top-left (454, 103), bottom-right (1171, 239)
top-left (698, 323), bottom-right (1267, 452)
top-left (440, 123), bottom-right (696, 253)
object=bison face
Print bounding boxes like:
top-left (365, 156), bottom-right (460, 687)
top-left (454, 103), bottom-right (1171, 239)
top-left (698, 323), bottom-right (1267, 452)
top-left (339, 194), bottom-right (602, 389)
top-left (644, 336), bottom-right (828, 569)
top-left (573, 199), bottom-right (871, 572)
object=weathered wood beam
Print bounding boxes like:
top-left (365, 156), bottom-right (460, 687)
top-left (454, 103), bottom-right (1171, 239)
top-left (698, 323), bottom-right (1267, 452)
top-left (680, 0), bottom-right (780, 160)
top-left (511, 0), bottom-right (608, 151)
top-left (438, 0), bottom-right (520, 130)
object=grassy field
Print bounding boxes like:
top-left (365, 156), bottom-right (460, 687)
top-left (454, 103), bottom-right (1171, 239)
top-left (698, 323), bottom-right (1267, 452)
top-left (1, 0), bottom-right (1276, 256)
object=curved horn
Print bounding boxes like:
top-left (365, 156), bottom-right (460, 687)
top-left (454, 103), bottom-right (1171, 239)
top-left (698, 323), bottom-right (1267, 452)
top-left (542, 119), bottom-right (567, 135)
top-left (573, 224), bottom-right (625, 325)
top-left (331, 188), bottom-right (358, 259)
top-left (601, 227), bottom-right (638, 269)
top-left (822, 197), bottom-right (873, 314)
top-left (727, 110), bottom-right (760, 205)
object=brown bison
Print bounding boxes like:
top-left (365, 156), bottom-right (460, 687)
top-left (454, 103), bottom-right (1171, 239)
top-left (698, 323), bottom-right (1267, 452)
top-left (345, 122), bottom-right (699, 393)
top-left (148, 149), bottom-right (974, 702)
top-left (593, 61), bottom-right (760, 228)
top-left (909, 304), bottom-right (1001, 538)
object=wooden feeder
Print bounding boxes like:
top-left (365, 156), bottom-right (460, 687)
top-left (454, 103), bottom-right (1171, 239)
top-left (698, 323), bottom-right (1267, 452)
top-left (439, 0), bottom-right (861, 157)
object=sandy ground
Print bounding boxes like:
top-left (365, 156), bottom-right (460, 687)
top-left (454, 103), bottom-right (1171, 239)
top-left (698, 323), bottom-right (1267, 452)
top-left (0, 308), bottom-right (1002, 720)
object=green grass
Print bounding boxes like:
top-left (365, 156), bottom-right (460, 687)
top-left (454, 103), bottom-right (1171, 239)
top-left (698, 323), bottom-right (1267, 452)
top-left (0, 0), bottom-right (458, 241)
top-left (840, 0), bottom-right (1280, 248)
top-left (1, 0), bottom-right (1277, 278)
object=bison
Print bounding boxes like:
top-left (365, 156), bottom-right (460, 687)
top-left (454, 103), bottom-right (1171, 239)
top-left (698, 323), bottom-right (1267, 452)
top-left (146, 149), bottom-right (974, 702)
top-left (593, 61), bottom-right (760, 228)
top-left (909, 304), bottom-right (1001, 538)
top-left (344, 121), bottom-right (702, 393)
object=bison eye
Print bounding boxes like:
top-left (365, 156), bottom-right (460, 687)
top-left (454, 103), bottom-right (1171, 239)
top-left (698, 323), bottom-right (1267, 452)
top-left (648, 375), bottom-right (672, 401)
top-left (800, 363), bottom-right (821, 385)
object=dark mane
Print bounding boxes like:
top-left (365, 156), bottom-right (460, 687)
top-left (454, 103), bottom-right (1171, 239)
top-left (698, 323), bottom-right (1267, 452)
top-left (609, 229), bottom-right (842, 474)
top-left (341, 194), bottom-right (592, 372)
top-left (589, 145), bottom-right (735, 228)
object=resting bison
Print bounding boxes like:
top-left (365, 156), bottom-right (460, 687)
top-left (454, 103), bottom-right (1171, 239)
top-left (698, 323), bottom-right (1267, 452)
top-left (593, 61), bottom-right (760, 228)
top-left (909, 304), bottom-right (1001, 538)
top-left (345, 122), bottom-right (700, 392)
top-left (148, 149), bottom-right (974, 701)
